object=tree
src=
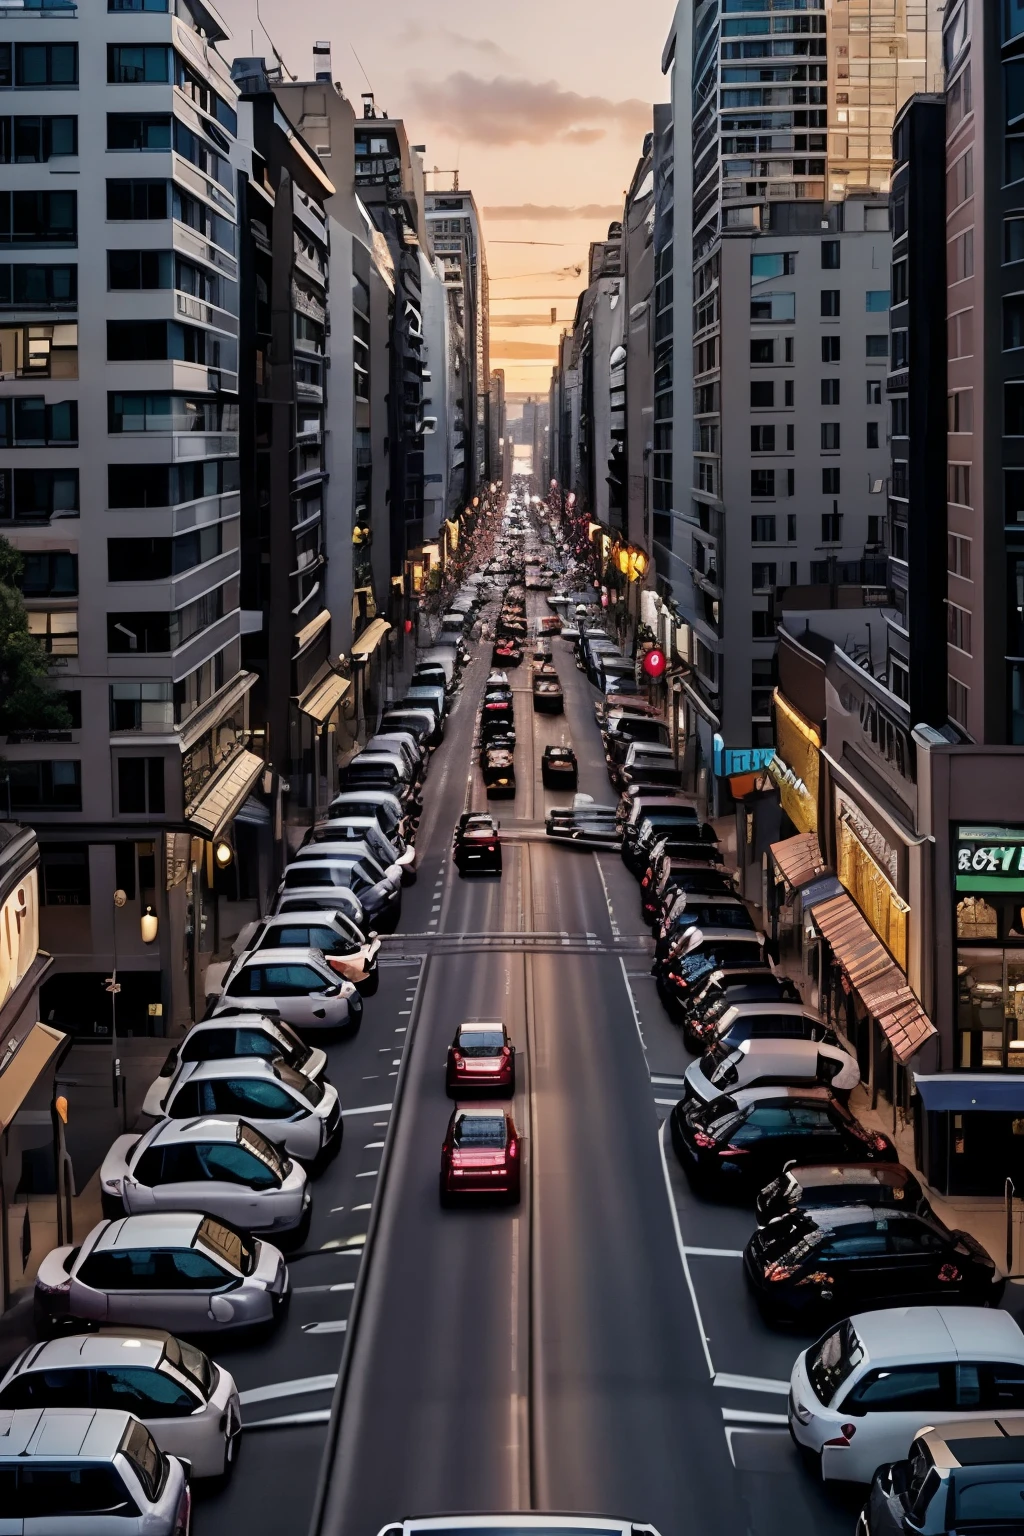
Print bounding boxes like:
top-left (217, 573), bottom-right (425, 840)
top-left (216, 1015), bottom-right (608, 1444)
top-left (0, 536), bottom-right (71, 732)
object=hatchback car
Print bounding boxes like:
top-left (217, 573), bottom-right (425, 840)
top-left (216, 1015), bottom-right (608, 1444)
top-left (745, 1204), bottom-right (1001, 1322)
top-left (0, 1407), bottom-right (190, 1533)
top-left (756, 1162), bottom-right (930, 1227)
top-left (541, 746), bottom-right (578, 788)
top-left (439, 1106), bottom-right (521, 1206)
top-left (789, 1306), bottom-right (1024, 1483)
top-left (453, 822), bottom-right (502, 876)
top-left (678, 973), bottom-right (803, 1052)
top-left (142, 1016), bottom-right (327, 1121)
top-left (34, 1213), bottom-right (289, 1339)
top-left (283, 847), bottom-right (402, 931)
top-left (215, 947), bottom-right (361, 1033)
top-left (647, 888), bottom-right (749, 934)
top-left (671, 1085), bottom-right (896, 1191)
top-left (657, 935), bottom-right (768, 1016)
top-left (325, 789), bottom-right (408, 845)
top-left (234, 909), bottom-right (380, 994)
top-left (684, 1035), bottom-right (860, 1105)
top-left (0, 1330), bottom-right (239, 1480)
top-left (483, 748), bottom-right (516, 798)
top-left (100, 1116), bottom-right (310, 1240)
top-left (532, 678), bottom-right (564, 714)
top-left (446, 1023), bottom-right (515, 1097)
top-left (155, 1056), bottom-right (340, 1165)
top-left (859, 1416), bottom-right (1024, 1536)
top-left (306, 815), bottom-right (416, 885)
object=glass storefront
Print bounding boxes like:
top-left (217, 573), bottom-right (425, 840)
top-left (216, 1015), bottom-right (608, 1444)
top-left (954, 825), bottom-right (1024, 1069)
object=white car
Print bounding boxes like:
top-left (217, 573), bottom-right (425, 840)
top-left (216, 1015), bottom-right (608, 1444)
top-left (307, 815), bottom-right (416, 885)
top-left (376, 1520), bottom-right (663, 1536)
top-left (142, 1013), bottom-right (328, 1119)
top-left (214, 945), bottom-right (361, 1032)
top-left (788, 1306), bottom-right (1024, 1483)
top-left (34, 1213), bottom-right (289, 1338)
top-left (100, 1116), bottom-right (310, 1239)
top-left (0, 1408), bottom-right (190, 1532)
top-left (155, 1055), bottom-right (341, 1164)
top-left (0, 1329), bottom-right (240, 1480)
top-left (232, 909), bottom-right (381, 993)
top-left (683, 1035), bottom-right (860, 1104)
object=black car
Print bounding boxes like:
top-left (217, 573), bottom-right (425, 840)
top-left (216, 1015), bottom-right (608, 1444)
top-left (652, 863), bottom-right (736, 931)
top-left (483, 748), bottom-right (516, 798)
top-left (756, 1161), bottom-right (930, 1226)
top-left (533, 677), bottom-right (564, 714)
top-left (670, 1085), bottom-right (897, 1191)
top-left (453, 822), bottom-right (502, 876)
top-left (656, 937), bottom-right (769, 1020)
top-left (676, 969), bottom-right (800, 1052)
top-left (541, 745), bottom-right (578, 788)
top-left (479, 731), bottom-right (516, 766)
top-left (743, 1203), bottom-right (1001, 1321)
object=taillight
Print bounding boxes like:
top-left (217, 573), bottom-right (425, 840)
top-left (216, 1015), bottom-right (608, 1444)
top-left (765, 1262), bottom-right (796, 1282)
top-left (796, 1270), bottom-right (834, 1288)
top-left (501, 1045), bottom-right (511, 1056)
top-left (692, 1129), bottom-right (716, 1150)
top-left (487, 843), bottom-right (497, 852)
top-left (871, 1134), bottom-right (890, 1152)
top-left (452, 1049), bottom-right (463, 1065)
top-left (824, 1425), bottom-right (857, 1448)
top-left (507, 1138), bottom-right (517, 1158)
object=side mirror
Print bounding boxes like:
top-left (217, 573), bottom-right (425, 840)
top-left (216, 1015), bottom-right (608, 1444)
top-left (368, 930), bottom-right (379, 941)
top-left (323, 984), bottom-right (341, 997)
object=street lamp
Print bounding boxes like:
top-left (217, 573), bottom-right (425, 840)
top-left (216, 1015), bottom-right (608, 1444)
top-left (141, 907), bottom-right (158, 944)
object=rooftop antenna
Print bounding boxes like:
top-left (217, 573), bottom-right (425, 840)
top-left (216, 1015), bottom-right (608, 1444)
top-left (351, 43), bottom-right (373, 93)
top-left (255, 0), bottom-right (295, 80)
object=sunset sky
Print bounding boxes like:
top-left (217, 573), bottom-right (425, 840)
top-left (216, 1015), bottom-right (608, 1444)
top-left (216, 0), bottom-right (671, 399)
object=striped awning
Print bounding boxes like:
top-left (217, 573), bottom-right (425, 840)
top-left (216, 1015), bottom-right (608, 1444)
top-left (186, 749), bottom-right (265, 839)
top-left (298, 670), bottom-right (351, 724)
top-left (811, 891), bottom-right (936, 1063)
top-left (770, 832), bottom-right (828, 891)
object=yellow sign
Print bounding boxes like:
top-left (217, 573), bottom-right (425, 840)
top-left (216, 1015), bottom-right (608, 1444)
top-left (770, 691), bottom-right (820, 834)
top-left (838, 816), bottom-right (909, 970)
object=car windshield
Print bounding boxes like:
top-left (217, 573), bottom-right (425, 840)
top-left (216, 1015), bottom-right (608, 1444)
top-left (239, 1121), bottom-right (288, 1178)
top-left (458, 1030), bottom-right (505, 1055)
top-left (807, 1319), bottom-right (865, 1406)
top-left (453, 1115), bottom-right (507, 1148)
top-left (195, 1216), bottom-right (255, 1276)
top-left (120, 1418), bottom-right (166, 1505)
top-left (162, 1334), bottom-right (215, 1397)
top-left (955, 1476), bottom-right (1024, 1522)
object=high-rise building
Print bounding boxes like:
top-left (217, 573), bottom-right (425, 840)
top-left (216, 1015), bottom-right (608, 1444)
top-left (424, 188), bottom-right (490, 495)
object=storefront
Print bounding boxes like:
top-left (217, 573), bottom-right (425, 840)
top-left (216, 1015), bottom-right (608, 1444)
top-left (952, 824), bottom-right (1024, 1071)
top-left (914, 1072), bottom-right (1024, 1197)
top-left (767, 689), bottom-right (819, 836)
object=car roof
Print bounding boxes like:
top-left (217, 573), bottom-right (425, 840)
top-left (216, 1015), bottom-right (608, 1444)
top-left (0, 1407), bottom-right (135, 1461)
top-left (731, 1084), bottom-right (833, 1107)
top-left (798, 1203), bottom-right (923, 1230)
top-left (260, 910), bottom-right (347, 932)
top-left (458, 1020), bottom-right (505, 1032)
top-left (182, 1056), bottom-right (290, 1084)
top-left (329, 791), bottom-right (401, 809)
top-left (14, 1331), bottom-right (169, 1375)
top-left (852, 1306), bottom-right (1024, 1364)
top-left (719, 1002), bottom-right (818, 1022)
top-left (454, 1103), bottom-right (509, 1118)
top-left (917, 1415), bottom-right (1024, 1469)
top-left (734, 1036), bottom-right (828, 1059)
top-left (237, 945), bottom-right (326, 967)
top-left (791, 1163), bottom-right (912, 1190)
top-left (147, 1115), bottom-right (243, 1147)
top-left (95, 1212), bottom-right (203, 1251)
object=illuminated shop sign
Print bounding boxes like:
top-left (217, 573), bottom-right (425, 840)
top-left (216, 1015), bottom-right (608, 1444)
top-left (955, 826), bottom-right (1024, 892)
top-left (712, 735), bottom-right (775, 778)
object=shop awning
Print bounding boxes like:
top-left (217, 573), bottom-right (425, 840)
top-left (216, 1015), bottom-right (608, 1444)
top-left (913, 1073), bottom-right (1024, 1113)
top-left (0, 1021), bottom-right (65, 1132)
top-left (186, 749), bottom-right (265, 839)
top-left (812, 892), bottom-right (936, 1062)
top-left (293, 607), bottom-right (331, 656)
top-left (298, 670), bottom-right (351, 724)
top-left (350, 617), bottom-right (391, 659)
top-left (770, 832), bottom-right (828, 891)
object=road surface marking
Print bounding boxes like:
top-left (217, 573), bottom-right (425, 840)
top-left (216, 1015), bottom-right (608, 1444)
top-left (329, 1205), bottom-right (345, 1213)
top-left (356, 1169), bottom-right (378, 1178)
top-left (714, 1373), bottom-right (790, 1395)
top-left (593, 854), bottom-right (620, 938)
top-left (301, 1319), bottom-right (349, 1335)
top-left (293, 1282), bottom-right (355, 1295)
top-left (342, 1104), bottom-right (393, 1117)
top-left (320, 1235), bottom-right (366, 1250)
top-left (352, 1203), bottom-right (371, 1211)
top-left (245, 1409), bottom-right (332, 1429)
top-left (654, 1097), bottom-right (678, 1106)
top-left (399, 1008), bottom-right (412, 1014)
top-left (657, 1119), bottom-right (714, 1379)
top-left (684, 1246), bottom-right (744, 1258)
top-left (395, 1026), bottom-right (407, 1032)
top-left (619, 956), bottom-right (646, 1054)
top-left (724, 1425), bottom-right (786, 1468)
top-left (722, 1407), bottom-right (789, 1425)
top-left (651, 1074), bottom-right (688, 1085)
top-left (239, 1374), bottom-right (337, 1406)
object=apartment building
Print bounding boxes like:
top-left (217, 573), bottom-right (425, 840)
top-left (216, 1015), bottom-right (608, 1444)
top-left (424, 187), bottom-right (490, 508)
top-left (0, 0), bottom-right (263, 1034)
top-left (623, 134), bottom-right (655, 564)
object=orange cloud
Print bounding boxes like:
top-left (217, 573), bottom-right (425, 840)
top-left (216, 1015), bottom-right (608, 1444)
top-left (407, 71), bottom-right (650, 147)
top-left (483, 203), bottom-right (621, 220)
top-left (490, 341), bottom-right (560, 359)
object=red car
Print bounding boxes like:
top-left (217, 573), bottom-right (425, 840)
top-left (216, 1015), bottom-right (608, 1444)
top-left (446, 1021), bottom-right (515, 1095)
top-left (439, 1105), bottom-right (521, 1205)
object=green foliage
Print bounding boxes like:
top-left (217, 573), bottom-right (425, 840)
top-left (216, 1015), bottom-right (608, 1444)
top-left (0, 536), bottom-right (71, 733)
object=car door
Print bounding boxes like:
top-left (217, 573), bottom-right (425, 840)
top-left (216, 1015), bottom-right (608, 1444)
top-left (163, 1247), bottom-right (237, 1329)
top-left (258, 962), bottom-right (335, 1028)
top-left (886, 1218), bottom-right (956, 1303)
top-left (141, 1142), bottom-right (209, 1218)
top-left (89, 1365), bottom-right (203, 1469)
top-left (122, 1147), bottom-right (163, 1213)
top-left (817, 1221), bottom-right (895, 1311)
top-left (832, 1363), bottom-right (956, 1482)
top-left (198, 1141), bottom-right (273, 1228)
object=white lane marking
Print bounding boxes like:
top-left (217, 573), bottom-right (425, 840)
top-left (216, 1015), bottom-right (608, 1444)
top-left (364, 1139), bottom-right (386, 1148)
top-left (329, 1205), bottom-right (345, 1213)
top-left (618, 956), bottom-right (646, 1055)
top-left (684, 1246), bottom-right (744, 1258)
top-left (657, 1118), bottom-right (714, 1379)
top-left (373, 1121), bottom-right (388, 1127)
top-left (352, 1203), bottom-right (371, 1212)
top-left (651, 1074), bottom-right (688, 1086)
top-left (301, 1319), bottom-right (349, 1335)
top-left (399, 1008), bottom-right (412, 1015)
top-left (239, 1375), bottom-right (337, 1406)
top-left (594, 854), bottom-right (620, 939)
top-left (655, 1097), bottom-right (678, 1106)
top-left (362, 1075), bottom-right (378, 1081)
top-left (341, 1103), bottom-right (393, 1117)
top-left (722, 1407), bottom-right (789, 1425)
top-left (724, 1425), bottom-right (786, 1468)
top-left (292, 1282), bottom-right (355, 1295)
top-left (320, 1235), bottom-right (366, 1250)
top-left (714, 1373), bottom-right (790, 1396)
top-left (245, 1409), bottom-right (332, 1429)
top-left (394, 1026), bottom-right (407, 1033)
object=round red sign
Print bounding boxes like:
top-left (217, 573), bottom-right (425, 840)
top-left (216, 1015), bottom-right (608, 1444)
top-left (642, 648), bottom-right (667, 679)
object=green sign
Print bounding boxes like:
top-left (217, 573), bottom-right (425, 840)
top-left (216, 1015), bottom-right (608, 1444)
top-left (955, 826), bottom-right (1024, 892)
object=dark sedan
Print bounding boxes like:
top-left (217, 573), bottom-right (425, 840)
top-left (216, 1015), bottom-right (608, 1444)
top-left (670, 1085), bottom-right (897, 1191)
top-left (541, 745), bottom-right (578, 788)
top-left (482, 748), bottom-right (516, 798)
top-left (479, 731), bottom-right (516, 767)
top-left (453, 823), bottom-right (502, 876)
top-left (677, 970), bottom-right (800, 1052)
top-left (744, 1203), bottom-right (1001, 1321)
top-left (533, 678), bottom-right (564, 714)
top-left (756, 1162), bottom-right (930, 1226)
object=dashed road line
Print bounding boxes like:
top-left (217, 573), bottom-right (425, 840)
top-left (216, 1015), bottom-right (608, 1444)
top-left (657, 1118), bottom-right (714, 1379)
top-left (684, 1246), bottom-right (744, 1258)
top-left (238, 1374), bottom-right (338, 1406)
top-left (302, 1319), bottom-right (349, 1335)
top-left (618, 955), bottom-right (646, 1056)
top-left (713, 1372), bottom-right (789, 1396)
top-left (246, 1409), bottom-right (332, 1429)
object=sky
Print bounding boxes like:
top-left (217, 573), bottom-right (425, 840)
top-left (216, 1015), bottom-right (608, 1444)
top-left (216, 0), bottom-right (672, 398)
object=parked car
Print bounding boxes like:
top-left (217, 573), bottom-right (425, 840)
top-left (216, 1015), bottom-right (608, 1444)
top-left (756, 1162), bottom-right (930, 1227)
top-left (445, 1021), bottom-right (515, 1096)
top-left (363, 731), bottom-right (424, 785)
top-left (621, 802), bottom-right (702, 873)
top-left (493, 641), bottom-right (523, 666)
top-left (670, 1085), bottom-right (896, 1191)
top-left (479, 731), bottom-right (516, 767)
top-left (482, 747), bottom-right (516, 798)
top-left (34, 1212), bottom-right (289, 1338)
top-left (645, 886), bottom-right (747, 933)
top-left (0, 1408), bottom-right (191, 1530)
top-left (676, 969), bottom-right (801, 1052)
top-left (541, 745), bottom-right (578, 788)
top-left (745, 1204), bottom-right (1000, 1321)
top-left (546, 796), bottom-right (622, 848)
top-left (338, 753), bottom-right (421, 816)
top-left (155, 1054), bottom-right (341, 1164)
top-left (381, 707), bottom-right (441, 751)
top-left (233, 909), bottom-right (380, 993)
top-left (405, 683), bottom-right (447, 720)
top-left (280, 849), bottom-right (402, 932)
top-left (683, 1034), bottom-right (860, 1105)
top-left (305, 814), bottom-right (416, 885)
top-left (0, 1329), bottom-right (239, 1480)
top-left (533, 677), bottom-right (564, 713)
top-left (100, 1116), bottom-right (310, 1240)
top-left (272, 884), bottom-right (366, 932)
top-left (788, 1307), bottom-right (1024, 1483)
top-left (618, 745), bottom-right (684, 793)
top-left (439, 1106), bottom-right (521, 1206)
top-left (215, 947), bottom-right (362, 1033)
top-left (324, 788), bottom-right (408, 845)
top-left (709, 1001), bottom-right (847, 1054)
top-left (142, 1015), bottom-right (327, 1120)
top-left (651, 863), bottom-right (737, 932)
top-left (453, 819), bottom-right (502, 876)
top-left (858, 1417), bottom-right (1024, 1536)
top-left (657, 932), bottom-right (768, 1016)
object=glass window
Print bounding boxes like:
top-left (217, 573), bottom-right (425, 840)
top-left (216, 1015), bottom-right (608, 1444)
top-left (93, 1366), bottom-right (195, 1415)
top-left (845, 1365), bottom-right (949, 1412)
top-left (200, 1142), bottom-right (276, 1188)
top-left (15, 1464), bottom-right (132, 1517)
top-left (168, 1248), bottom-right (228, 1288)
top-left (214, 1078), bottom-right (294, 1117)
top-left (866, 290), bottom-right (890, 312)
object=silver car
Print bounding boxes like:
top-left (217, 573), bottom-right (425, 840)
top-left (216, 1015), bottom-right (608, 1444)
top-left (100, 1116), bottom-right (310, 1239)
top-left (0, 1407), bottom-right (190, 1532)
top-left (154, 1055), bottom-right (341, 1164)
top-left (214, 945), bottom-right (362, 1032)
top-left (232, 910), bottom-right (381, 994)
top-left (0, 1329), bottom-right (240, 1480)
top-left (34, 1212), bottom-right (289, 1338)
top-left (141, 1014), bottom-right (328, 1120)
top-left (306, 815), bottom-right (417, 885)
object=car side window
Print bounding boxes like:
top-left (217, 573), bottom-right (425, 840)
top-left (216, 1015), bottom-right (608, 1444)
top-left (155, 1144), bottom-right (205, 1184)
top-left (216, 1078), bottom-right (295, 1117)
top-left (819, 1223), bottom-right (889, 1259)
top-left (789, 1107), bottom-right (836, 1133)
top-left (91, 1366), bottom-right (197, 1417)
top-left (226, 966), bottom-right (262, 996)
top-left (168, 1249), bottom-right (230, 1289)
top-left (235, 1028), bottom-right (275, 1058)
top-left (979, 1361), bottom-right (1024, 1411)
top-left (201, 1143), bottom-right (276, 1188)
top-left (888, 1222), bottom-right (946, 1255)
top-left (15, 1464), bottom-right (134, 1517)
top-left (843, 1364), bottom-right (951, 1412)
top-left (263, 963), bottom-right (327, 994)
top-left (133, 1149), bottom-right (164, 1186)
top-left (79, 1248), bottom-right (162, 1290)
top-left (0, 1367), bottom-right (85, 1409)
top-left (167, 1081), bottom-right (202, 1117)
